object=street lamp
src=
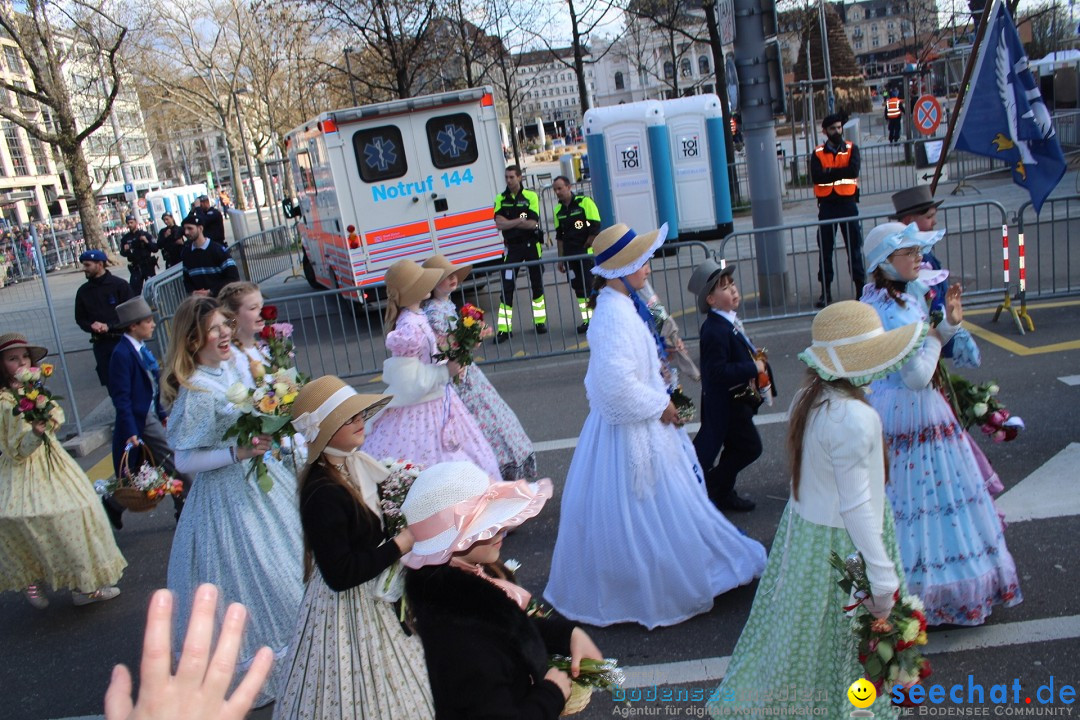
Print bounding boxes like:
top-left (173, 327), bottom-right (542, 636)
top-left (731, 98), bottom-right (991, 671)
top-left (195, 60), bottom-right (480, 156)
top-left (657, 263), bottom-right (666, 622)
top-left (232, 86), bottom-right (265, 233)
top-left (343, 47), bottom-right (359, 106)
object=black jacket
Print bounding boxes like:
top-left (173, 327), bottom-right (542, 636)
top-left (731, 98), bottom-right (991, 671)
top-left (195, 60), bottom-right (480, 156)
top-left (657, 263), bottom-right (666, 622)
top-left (698, 312), bottom-right (760, 439)
top-left (195, 206), bottom-right (226, 245)
top-left (157, 225), bottom-right (187, 268)
top-left (74, 271), bottom-right (133, 340)
top-left (406, 564), bottom-right (573, 719)
top-left (119, 229), bottom-right (158, 271)
top-left (300, 465), bottom-right (401, 591)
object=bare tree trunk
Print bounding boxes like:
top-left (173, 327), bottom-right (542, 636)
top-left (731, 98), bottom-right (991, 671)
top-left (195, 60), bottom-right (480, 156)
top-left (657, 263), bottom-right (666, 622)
top-left (225, 131), bottom-right (248, 211)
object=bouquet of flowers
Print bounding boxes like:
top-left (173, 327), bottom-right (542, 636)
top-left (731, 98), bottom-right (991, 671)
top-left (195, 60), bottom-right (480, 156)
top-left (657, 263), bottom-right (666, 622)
top-left (99, 441), bottom-right (184, 511)
top-left (829, 552), bottom-right (931, 699)
top-left (223, 367), bottom-right (303, 492)
top-left (670, 386), bottom-right (696, 424)
top-left (548, 655), bottom-right (626, 716)
top-left (9, 363), bottom-right (62, 429)
top-left (640, 280), bottom-right (700, 384)
top-left (374, 458), bottom-right (422, 605)
top-left (258, 305), bottom-right (307, 381)
top-left (940, 370), bottom-right (1024, 442)
top-left (431, 303), bottom-right (488, 383)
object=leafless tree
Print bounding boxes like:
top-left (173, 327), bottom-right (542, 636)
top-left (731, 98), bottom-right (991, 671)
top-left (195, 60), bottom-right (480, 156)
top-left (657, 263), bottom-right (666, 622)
top-left (530, 0), bottom-right (616, 112)
top-left (1020, 1), bottom-right (1073, 61)
top-left (0, 0), bottom-right (129, 250)
top-left (621, 0), bottom-right (709, 99)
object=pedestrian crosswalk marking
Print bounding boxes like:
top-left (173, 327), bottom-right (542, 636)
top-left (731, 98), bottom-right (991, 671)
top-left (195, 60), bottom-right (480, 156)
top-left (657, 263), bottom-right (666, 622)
top-left (1058, 375), bottom-right (1080, 386)
top-left (997, 443), bottom-right (1080, 523)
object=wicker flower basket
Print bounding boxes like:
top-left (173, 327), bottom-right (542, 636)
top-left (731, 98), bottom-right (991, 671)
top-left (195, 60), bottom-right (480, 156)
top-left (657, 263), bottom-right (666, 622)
top-left (561, 683), bottom-right (592, 716)
top-left (112, 444), bottom-right (164, 512)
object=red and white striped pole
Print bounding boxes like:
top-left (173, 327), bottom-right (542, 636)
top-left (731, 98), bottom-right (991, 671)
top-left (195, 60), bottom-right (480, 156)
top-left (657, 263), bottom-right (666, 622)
top-left (1001, 224), bottom-right (1010, 288)
top-left (1017, 232), bottom-right (1026, 294)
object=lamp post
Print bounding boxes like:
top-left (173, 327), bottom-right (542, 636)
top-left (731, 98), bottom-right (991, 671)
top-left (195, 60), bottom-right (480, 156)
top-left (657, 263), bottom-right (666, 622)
top-left (232, 87), bottom-right (265, 233)
top-left (343, 47), bottom-right (359, 106)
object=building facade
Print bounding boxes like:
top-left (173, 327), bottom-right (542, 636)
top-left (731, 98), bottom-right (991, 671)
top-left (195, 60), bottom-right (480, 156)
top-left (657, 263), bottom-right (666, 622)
top-left (515, 47), bottom-right (596, 140)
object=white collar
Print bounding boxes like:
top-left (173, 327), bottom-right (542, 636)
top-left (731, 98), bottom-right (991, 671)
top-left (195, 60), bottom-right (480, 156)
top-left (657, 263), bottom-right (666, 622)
top-left (711, 308), bottom-right (739, 327)
top-left (124, 333), bottom-right (144, 352)
top-left (193, 236), bottom-right (210, 251)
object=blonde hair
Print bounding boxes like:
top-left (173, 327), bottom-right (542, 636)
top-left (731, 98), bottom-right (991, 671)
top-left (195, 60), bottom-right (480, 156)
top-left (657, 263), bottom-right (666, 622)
top-left (383, 299), bottom-right (401, 335)
top-left (217, 281), bottom-right (261, 315)
top-left (162, 297), bottom-right (223, 408)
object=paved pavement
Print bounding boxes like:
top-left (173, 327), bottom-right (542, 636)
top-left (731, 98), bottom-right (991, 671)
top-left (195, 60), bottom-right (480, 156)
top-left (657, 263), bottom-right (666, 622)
top-left (2, 169), bottom-right (1079, 719)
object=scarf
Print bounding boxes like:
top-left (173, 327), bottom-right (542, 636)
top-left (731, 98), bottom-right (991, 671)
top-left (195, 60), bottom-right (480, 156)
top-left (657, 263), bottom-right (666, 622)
top-left (322, 447), bottom-right (390, 522)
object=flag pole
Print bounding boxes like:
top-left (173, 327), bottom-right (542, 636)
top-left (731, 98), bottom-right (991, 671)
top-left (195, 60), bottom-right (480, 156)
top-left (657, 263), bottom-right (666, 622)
top-left (931, 0), bottom-right (999, 194)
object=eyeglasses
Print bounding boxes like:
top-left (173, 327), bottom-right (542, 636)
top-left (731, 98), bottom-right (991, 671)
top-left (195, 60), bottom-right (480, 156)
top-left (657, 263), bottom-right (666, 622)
top-left (892, 247), bottom-right (923, 259)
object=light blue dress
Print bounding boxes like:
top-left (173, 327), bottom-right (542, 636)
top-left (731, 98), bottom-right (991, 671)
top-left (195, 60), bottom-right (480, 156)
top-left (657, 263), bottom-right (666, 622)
top-left (166, 362), bottom-right (305, 706)
top-left (862, 286), bottom-right (1022, 625)
top-left (544, 288), bottom-right (767, 629)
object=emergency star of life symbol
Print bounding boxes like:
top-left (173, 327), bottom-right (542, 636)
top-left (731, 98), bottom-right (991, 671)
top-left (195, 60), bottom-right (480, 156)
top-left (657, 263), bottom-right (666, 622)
top-left (364, 137), bottom-right (397, 172)
top-left (436, 124), bottom-right (469, 158)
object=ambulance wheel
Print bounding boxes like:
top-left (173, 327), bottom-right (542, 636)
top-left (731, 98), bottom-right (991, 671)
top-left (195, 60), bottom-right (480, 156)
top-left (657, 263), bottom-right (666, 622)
top-left (302, 250), bottom-right (322, 290)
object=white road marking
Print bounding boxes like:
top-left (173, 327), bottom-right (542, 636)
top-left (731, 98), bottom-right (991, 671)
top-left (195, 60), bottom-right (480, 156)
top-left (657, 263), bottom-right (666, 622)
top-left (997, 443), bottom-right (1080, 523)
top-left (532, 412), bottom-right (790, 454)
top-left (1058, 375), bottom-right (1080, 386)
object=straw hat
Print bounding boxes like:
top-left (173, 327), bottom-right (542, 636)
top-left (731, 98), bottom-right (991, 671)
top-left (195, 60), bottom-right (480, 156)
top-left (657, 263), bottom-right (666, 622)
top-left (889, 185), bottom-right (943, 220)
top-left (290, 376), bottom-right (391, 461)
top-left (385, 259), bottom-right (442, 309)
top-left (687, 258), bottom-right (736, 314)
top-left (0, 333), bottom-right (47, 365)
top-left (798, 301), bottom-right (926, 387)
top-left (422, 254), bottom-right (473, 284)
top-left (401, 461), bottom-right (553, 569)
top-left (115, 296), bottom-right (153, 327)
top-left (864, 222), bottom-right (945, 274)
top-left (590, 223), bottom-right (668, 279)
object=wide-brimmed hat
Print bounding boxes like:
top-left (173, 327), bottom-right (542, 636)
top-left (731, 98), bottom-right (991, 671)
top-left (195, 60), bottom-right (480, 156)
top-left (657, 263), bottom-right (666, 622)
top-left (401, 461), bottom-right (553, 569)
top-left (889, 186), bottom-right (944, 220)
top-left (917, 262), bottom-right (949, 287)
top-left (422, 254), bottom-right (473, 285)
top-left (116, 296), bottom-right (153, 327)
top-left (290, 376), bottom-right (391, 461)
top-left (798, 301), bottom-right (926, 386)
top-left (864, 222), bottom-right (945, 273)
top-left (687, 259), bottom-right (736, 314)
top-left (385, 259), bottom-right (442, 309)
top-left (0, 333), bottom-right (47, 365)
top-left (591, 223), bottom-right (668, 279)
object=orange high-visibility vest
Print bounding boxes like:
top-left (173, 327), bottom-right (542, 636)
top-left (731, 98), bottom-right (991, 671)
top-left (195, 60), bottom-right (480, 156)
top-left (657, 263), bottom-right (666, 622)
top-left (814, 143), bottom-right (858, 198)
top-left (886, 97), bottom-right (902, 119)
top-left (730, 117), bottom-right (737, 134)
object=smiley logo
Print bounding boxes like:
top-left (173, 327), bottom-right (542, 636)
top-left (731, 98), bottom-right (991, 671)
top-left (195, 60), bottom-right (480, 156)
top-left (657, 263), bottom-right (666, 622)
top-left (847, 678), bottom-right (876, 709)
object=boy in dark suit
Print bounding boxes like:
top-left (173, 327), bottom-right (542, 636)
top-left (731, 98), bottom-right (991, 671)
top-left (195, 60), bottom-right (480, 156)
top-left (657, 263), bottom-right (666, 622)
top-left (687, 260), bottom-right (772, 512)
top-left (105, 296), bottom-right (189, 527)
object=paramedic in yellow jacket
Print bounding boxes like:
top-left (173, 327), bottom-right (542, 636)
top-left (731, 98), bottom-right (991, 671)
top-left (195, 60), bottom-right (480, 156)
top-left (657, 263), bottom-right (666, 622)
top-left (493, 165), bottom-right (546, 343)
top-left (552, 176), bottom-right (601, 334)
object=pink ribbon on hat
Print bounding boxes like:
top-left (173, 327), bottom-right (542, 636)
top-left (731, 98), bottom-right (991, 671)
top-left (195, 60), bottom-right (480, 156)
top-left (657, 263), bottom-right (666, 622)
top-left (408, 479), bottom-right (538, 543)
top-left (450, 557), bottom-right (532, 611)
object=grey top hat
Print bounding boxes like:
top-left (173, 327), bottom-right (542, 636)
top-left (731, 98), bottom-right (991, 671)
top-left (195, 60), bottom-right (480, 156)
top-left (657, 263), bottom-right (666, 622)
top-left (687, 259), bottom-right (736, 314)
top-left (890, 185), bottom-right (943, 220)
top-left (116, 296), bottom-right (153, 327)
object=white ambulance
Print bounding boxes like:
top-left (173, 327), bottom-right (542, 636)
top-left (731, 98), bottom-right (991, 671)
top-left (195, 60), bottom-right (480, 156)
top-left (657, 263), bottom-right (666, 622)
top-left (283, 87), bottom-right (507, 295)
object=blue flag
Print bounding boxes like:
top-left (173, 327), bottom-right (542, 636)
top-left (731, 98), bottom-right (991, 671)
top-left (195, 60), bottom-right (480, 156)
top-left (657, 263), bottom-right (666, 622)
top-left (953, 0), bottom-right (1065, 213)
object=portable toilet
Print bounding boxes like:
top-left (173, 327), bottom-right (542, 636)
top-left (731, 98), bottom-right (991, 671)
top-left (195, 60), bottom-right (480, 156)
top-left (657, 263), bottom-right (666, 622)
top-left (583, 101), bottom-right (679, 241)
top-left (144, 183), bottom-right (208, 230)
top-left (660, 94), bottom-right (732, 236)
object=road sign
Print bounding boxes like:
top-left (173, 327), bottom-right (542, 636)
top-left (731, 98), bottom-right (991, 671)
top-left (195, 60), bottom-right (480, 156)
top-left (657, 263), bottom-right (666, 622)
top-left (718, 0), bottom-right (735, 45)
top-left (136, 197), bottom-right (147, 209)
top-left (914, 95), bottom-right (943, 136)
top-left (124, 182), bottom-right (134, 193)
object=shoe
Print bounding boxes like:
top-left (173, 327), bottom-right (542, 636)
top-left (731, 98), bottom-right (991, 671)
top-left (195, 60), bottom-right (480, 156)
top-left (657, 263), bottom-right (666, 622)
top-left (102, 496), bottom-right (123, 530)
top-left (535, 323), bottom-right (548, 335)
top-left (813, 294), bottom-right (832, 309)
top-left (719, 491), bottom-right (756, 512)
top-left (577, 321), bottom-right (589, 335)
top-left (494, 331), bottom-right (512, 344)
top-left (72, 586), bottom-right (121, 606)
top-left (24, 585), bottom-right (48, 610)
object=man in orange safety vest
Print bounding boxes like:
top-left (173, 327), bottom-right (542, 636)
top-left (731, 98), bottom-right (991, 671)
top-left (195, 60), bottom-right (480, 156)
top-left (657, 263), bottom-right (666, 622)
top-left (884, 89), bottom-right (904, 143)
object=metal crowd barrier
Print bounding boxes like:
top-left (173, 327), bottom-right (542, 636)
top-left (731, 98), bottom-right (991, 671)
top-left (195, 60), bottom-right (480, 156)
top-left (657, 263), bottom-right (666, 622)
top-left (1014, 196), bottom-right (1080, 300)
top-left (719, 199), bottom-right (1011, 323)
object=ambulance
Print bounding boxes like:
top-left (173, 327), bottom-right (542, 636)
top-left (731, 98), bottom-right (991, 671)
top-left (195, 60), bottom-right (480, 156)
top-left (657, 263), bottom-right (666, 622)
top-left (283, 86), bottom-right (507, 295)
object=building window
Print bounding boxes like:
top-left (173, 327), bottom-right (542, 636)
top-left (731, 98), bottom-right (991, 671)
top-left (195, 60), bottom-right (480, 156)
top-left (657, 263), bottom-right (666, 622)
top-left (30, 138), bottom-right (48, 175)
top-left (3, 122), bottom-right (28, 175)
top-left (4, 46), bottom-right (22, 75)
top-left (680, 58), bottom-right (692, 76)
top-left (699, 55), bottom-right (710, 75)
top-left (664, 61), bottom-right (674, 79)
top-left (615, 71), bottom-right (624, 90)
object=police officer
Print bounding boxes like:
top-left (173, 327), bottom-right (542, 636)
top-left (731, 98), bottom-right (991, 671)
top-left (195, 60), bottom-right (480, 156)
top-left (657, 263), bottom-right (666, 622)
top-left (157, 212), bottom-right (186, 268)
top-left (194, 194), bottom-right (226, 246)
top-left (810, 113), bottom-right (864, 308)
top-left (74, 249), bottom-right (134, 386)
top-left (118, 215), bottom-right (158, 294)
top-left (552, 175), bottom-right (601, 334)
top-left (493, 165), bottom-right (546, 343)
top-left (885, 89), bottom-right (904, 143)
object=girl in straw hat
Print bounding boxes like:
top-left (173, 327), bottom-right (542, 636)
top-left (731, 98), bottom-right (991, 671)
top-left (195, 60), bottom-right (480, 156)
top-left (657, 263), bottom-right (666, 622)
top-left (364, 260), bottom-right (500, 479)
top-left (421, 254), bottom-right (536, 481)
top-left (402, 461), bottom-right (603, 718)
top-left (274, 376), bottom-right (433, 720)
top-left (710, 301), bottom-right (919, 718)
top-left (0, 333), bottom-right (126, 609)
top-left (543, 224), bottom-right (766, 629)
top-left (860, 223), bottom-right (1021, 626)
top-left (161, 297), bottom-right (304, 707)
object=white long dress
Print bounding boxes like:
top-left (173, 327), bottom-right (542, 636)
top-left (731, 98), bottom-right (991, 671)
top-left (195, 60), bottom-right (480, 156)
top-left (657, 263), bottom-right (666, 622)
top-left (543, 287), bottom-right (767, 629)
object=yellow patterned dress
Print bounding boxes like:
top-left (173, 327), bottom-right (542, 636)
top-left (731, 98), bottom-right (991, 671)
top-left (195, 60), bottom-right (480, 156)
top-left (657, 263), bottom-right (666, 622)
top-left (0, 391), bottom-right (127, 593)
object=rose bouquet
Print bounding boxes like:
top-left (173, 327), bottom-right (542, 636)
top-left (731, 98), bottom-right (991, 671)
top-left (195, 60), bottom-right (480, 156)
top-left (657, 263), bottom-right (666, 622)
top-left (258, 305), bottom-right (307, 381)
top-left (431, 303), bottom-right (488, 383)
top-left (9, 363), bottom-right (62, 428)
top-left (670, 386), bottom-right (696, 424)
top-left (374, 458), bottom-right (422, 605)
top-left (223, 367), bottom-right (303, 492)
top-left (829, 552), bottom-right (931, 699)
top-left (940, 370), bottom-right (1024, 442)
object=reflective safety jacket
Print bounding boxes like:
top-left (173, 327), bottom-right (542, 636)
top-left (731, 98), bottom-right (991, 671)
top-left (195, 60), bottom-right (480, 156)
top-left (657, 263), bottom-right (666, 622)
top-left (553, 194), bottom-right (601, 249)
top-left (494, 188), bottom-right (541, 245)
top-left (885, 97), bottom-right (903, 119)
top-left (811, 141), bottom-right (860, 202)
